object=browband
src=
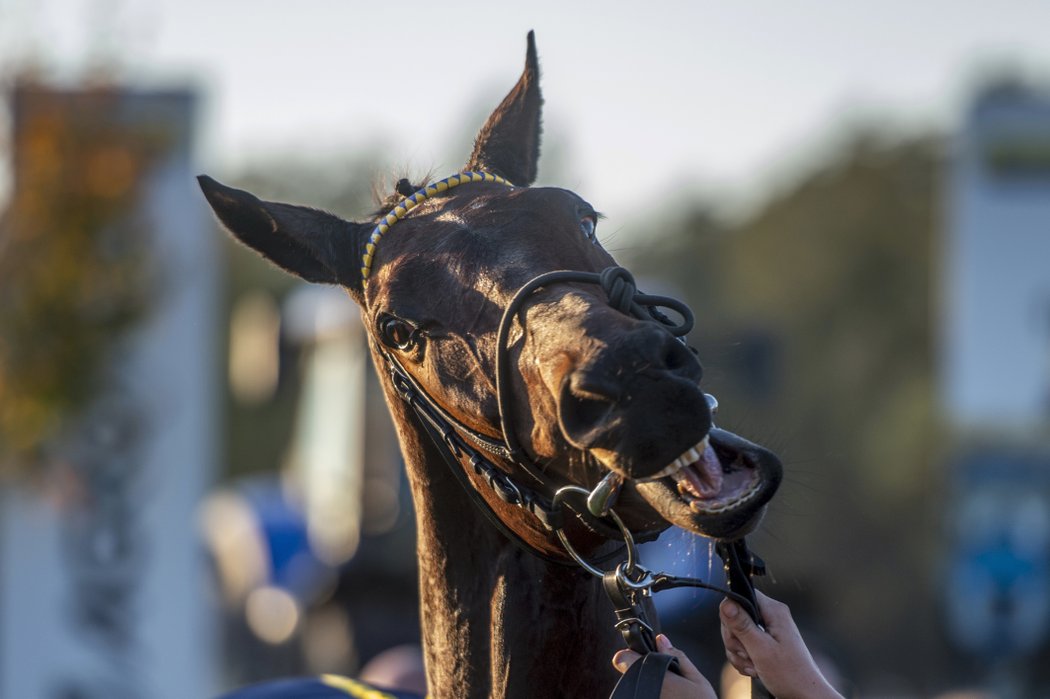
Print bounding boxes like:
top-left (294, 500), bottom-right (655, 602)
top-left (361, 170), bottom-right (514, 288)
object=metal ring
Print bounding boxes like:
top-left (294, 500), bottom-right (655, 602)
top-left (614, 561), bottom-right (656, 591)
top-left (552, 485), bottom-right (638, 578)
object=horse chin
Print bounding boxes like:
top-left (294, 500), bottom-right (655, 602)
top-left (620, 427), bottom-right (783, 541)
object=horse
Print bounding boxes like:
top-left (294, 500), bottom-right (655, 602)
top-left (200, 32), bottom-right (782, 699)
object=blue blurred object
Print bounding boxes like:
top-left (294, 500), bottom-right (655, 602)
top-left (216, 675), bottom-right (422, 699)
top-left (236, 477), bottom-right (331, 601)
top-left (640, 528), bottom-right (725, 618)
top-left (944, 448), bottom-right (1050, 658)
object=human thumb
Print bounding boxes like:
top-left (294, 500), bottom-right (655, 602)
top-left (611, 649), bottom-right (641, 674)
top-left (720, 599), bottom-right (762, 641)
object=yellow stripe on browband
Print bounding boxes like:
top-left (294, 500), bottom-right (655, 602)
top-left (319, 674), bottom-right (399, 698)
top-left (360, 171), bottom-right (514, 289)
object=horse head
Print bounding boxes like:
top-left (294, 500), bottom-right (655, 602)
top-left (199, 32), bottom-right (782, 567)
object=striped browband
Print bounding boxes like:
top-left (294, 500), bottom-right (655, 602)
top-left (361, 170), bottom-right (515, 289)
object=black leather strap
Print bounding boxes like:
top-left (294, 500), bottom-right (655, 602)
top-left (609, 652), bottom-right (680, 699)
top-left (716, 539), bottom-right (775, 699)
top-left (603, 570), bottom-right (659, 654)
top-left (603, 569), bottom-right (685, 699)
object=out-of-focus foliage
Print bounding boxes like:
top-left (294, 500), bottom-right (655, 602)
top-left (627, 131), bottom-right (946, 686)
top-left (0, 84), bottom-right (164, 477)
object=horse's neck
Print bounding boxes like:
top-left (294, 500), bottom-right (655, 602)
top-left (394, 409), bottom-right (620, 699)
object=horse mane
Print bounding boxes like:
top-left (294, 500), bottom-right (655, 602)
top-left (371, 173), bottom-right (436, 216)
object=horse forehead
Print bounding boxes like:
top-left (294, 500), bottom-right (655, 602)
top-left (372, 185), bottom-right (600, 306)
top-left (387, 186), bottom-right (584, 256)
top-left (444, 185), bottom-right (587, 228)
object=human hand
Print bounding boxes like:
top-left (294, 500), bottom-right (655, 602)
top-left (612, 634), bottom-right (717, 699)
top-left (720, 590), bottom-right (844, 699)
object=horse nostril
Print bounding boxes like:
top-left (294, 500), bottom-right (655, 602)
top-left (564, 394), bottom-right (613, 435)
top-left (559, 374), bottom-right (618, 446)
top-left (664, 343), bottom-right (684, 370)
top-left (662, 337), bottom-right (701, 379)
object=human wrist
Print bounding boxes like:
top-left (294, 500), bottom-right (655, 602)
top-left (778, 677), bottom-right (843, 699)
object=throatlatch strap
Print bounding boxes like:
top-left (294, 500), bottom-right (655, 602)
top-left (609, 652), bottom-right (680, 699)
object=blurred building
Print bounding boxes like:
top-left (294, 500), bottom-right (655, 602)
top-left (944, 81), bottom-right (1050, 432)
top-left (942, 81), bottom-right (1050, 693)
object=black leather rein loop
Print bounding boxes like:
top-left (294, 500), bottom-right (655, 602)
top-left (610, 652), bottom-right (681, 699)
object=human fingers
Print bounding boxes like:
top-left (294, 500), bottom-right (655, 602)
top-left (720, 597), bottom-right (779, 673)
top-left (719, 620), bottom-right (753, 675)
top-left (719, 598), bottom-right (767, 646)
top-left (753, 590), bottom-right (793, 635)
top-left (612, 643), bottom-right (717, 699)
top-left (654, 634), bottom-right (705, 685)
top-left (612, 649), bottom-right (640, 674)
top-left (719, 615), bottom-right (749, 658)
top-left (653, 636), bottom-right (718, 699)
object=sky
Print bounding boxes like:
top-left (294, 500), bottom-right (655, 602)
top-left (2, 0), bottom-right (1050, 224)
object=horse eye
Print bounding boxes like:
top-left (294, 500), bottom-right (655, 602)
top-left (580, 216), bottom-right (597, 242)
top-left (379, 315), bottom-right (417, 350)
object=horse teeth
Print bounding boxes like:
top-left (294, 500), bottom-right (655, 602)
top-left (676, 436), bottom-right (708, 466)
top-left (642, 435), bottom-right (712, 481)
top-left (647, 460), bottom-right (683, 480)
top-left (687, 475), bottom-right (762, 515)
top-left (697, 435), bottom-right (710, 455)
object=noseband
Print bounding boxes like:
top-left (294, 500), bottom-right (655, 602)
top-left (495, 266), bottom-right (694, 467)
top-left (365, 171), bottom-right (773, 698)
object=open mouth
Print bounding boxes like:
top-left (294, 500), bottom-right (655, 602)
top-left (620, 427), bottom-right (781, 540)
top-left (643, 435), bottom-right (764, 515)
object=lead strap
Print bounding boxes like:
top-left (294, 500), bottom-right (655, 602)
top-left (608, 652), bottom-right (680, 699)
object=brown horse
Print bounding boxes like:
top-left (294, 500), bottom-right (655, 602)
top-left (200, 32), bottom-right (781, 699)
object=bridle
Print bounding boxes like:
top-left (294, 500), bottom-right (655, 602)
top-left (364, 172), bottom-right (775, 699)
top-left (375, 266), bottom-right (682, 565)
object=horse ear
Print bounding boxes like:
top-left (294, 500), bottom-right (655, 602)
top-left (466, 31), bottom-right (543, 186)
top-left (197, 175), bottom-right (369, 303)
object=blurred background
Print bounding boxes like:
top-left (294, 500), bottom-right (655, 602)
top-left (1, 1), bottom-right (1049, 697)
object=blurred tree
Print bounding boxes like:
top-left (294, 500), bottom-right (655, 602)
top-left (627, 130), bottom-right (946, 689)
top-left (0, 83), bottom-right (163, 478)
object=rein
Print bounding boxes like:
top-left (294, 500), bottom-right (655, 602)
top-left (366, 171), bottom-right (773, 699)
